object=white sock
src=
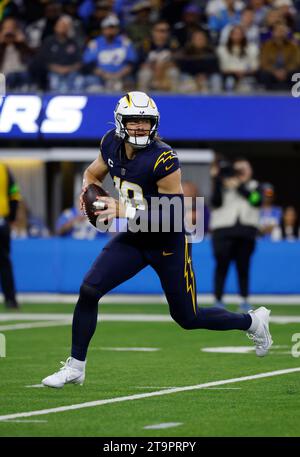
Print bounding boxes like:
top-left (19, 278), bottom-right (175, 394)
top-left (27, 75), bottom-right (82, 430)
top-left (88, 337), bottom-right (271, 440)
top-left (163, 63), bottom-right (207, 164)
top-left (70, 357), bottom-right (86, 371)
top-left (248, 312), bottom-right (259, 332)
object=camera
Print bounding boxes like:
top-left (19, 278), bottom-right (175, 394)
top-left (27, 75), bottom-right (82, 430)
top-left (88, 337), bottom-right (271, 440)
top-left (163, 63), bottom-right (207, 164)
top-left (3, 32), bottom-right (16, 41)
top-left (218, 159), bottom-right (237, 178)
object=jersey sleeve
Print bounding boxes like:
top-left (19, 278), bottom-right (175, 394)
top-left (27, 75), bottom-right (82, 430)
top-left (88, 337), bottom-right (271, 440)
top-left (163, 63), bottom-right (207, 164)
top-left (98, 130), bottom-right (113, 164)
top-left (153, 149), bottom-right (180, 181)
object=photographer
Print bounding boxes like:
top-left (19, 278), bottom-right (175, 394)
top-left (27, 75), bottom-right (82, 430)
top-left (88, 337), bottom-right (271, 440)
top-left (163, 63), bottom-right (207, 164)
top-left (210, 157), bottom-right (263, 312)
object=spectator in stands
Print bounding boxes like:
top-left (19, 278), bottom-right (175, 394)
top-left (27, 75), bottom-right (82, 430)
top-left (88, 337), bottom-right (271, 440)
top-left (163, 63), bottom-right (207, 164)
top-left (173, 3), bottom-right (206, 47)
top-left (83, 14), bottom-right (137, 92)
top-left (114, 0), bottom-right (150, 27)
top-left (258, 183), bottom-right (282, 239)
top-left (0, 17), bottom-right (33, 90)
top-left (62, 0), bottom-right (85, 49)
top-left (11, 200), bottom-right (49, 239)
top-left (273, 0), bottom-right (297, 30)
top-left (161, 0), bottom-right (191, 26)
top-left (26, 1), bottom-right (62, 49)
top-left (0, 162), bottom-right (21, 309)
top-left (217, 25), bottom-right (259, 91)
top-left (55, 199), bottom-right (99, 240)
top-left (210, 157), bottom-right (263, 312)
top-left (205, 0), bottom-right (245, 17)
top-left (259, 8), bottom-right (284, 42)
top-left (40, 15), bottom-right (83, 93)
top-left (176, 29), bottom-right (219, 92)
top-left (259, 22), bottom-right (300, 90)
top-left (84, 0), bottom-right (112, 40)
top-left (220, 7), bottom-right (260, 45)
top-left (126, 1), bottom-right (154, 50)
top-left (137, 20), bottom-right (180, 92)
top-left (271, 206), bottom-right (300, 241)
top-left (208, 0), bottom-right (242, 38)
top-left (249, 0), bottom-right (270, 26)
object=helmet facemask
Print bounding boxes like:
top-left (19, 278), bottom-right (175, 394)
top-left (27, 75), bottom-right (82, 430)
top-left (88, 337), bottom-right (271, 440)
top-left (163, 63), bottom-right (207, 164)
top-left (116, 114), bottom-right (159, 149)
top-left (114, 92), bottom-right (160, 149)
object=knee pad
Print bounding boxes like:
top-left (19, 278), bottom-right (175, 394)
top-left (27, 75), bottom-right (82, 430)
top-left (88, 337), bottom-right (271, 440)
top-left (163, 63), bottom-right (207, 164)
top-left (79, 282), bottom-right (102, 306)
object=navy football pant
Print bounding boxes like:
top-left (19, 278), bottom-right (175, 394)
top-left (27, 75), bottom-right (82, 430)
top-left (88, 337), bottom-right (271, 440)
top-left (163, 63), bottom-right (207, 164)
top-left (72, 232), bottom-right (252, 361)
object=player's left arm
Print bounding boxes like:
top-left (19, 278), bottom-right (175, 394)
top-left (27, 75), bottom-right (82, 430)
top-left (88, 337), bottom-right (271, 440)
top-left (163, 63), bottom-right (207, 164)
top-left (156, 169), bottom-right (183, 194)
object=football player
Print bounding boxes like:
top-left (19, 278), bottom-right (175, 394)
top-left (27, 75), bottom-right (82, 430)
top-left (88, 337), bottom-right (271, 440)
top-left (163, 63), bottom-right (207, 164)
top-left (42, 92), bottom-right (272, 388)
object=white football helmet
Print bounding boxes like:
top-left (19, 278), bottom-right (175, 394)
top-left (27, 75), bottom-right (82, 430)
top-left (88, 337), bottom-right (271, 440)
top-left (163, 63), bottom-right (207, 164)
top-left (114, 91), bottom-right (160, 148)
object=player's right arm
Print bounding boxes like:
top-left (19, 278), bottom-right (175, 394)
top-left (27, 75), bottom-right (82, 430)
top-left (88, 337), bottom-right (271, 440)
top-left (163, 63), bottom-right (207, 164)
top-left (80, 151), bottom-right (109, 211)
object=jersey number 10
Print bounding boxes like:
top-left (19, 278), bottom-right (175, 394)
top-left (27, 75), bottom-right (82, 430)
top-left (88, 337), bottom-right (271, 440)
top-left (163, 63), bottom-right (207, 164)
top-left (113, 176), bottom-right (145, 210)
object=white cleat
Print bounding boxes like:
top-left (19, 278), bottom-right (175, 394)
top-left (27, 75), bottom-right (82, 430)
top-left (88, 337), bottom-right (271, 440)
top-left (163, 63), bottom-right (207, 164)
top-left (42, 357), bottom-right (85, 388)
top-left (247, 307), bottom-right (273, 357)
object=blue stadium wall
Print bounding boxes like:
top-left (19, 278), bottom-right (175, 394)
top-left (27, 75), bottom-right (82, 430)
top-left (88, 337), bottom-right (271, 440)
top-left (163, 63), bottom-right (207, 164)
top-left (10, 238), bottom-right (300, 294)
top-left (1, 94), bottom-right (300, 140)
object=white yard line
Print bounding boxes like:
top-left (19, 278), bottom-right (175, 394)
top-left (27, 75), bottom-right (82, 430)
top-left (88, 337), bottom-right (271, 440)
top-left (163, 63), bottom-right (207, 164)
top-left (92, 347), bottom-right (160, 352)
top-left (3, 420), bottom-right (47, 423)
top-left (0, 313), bottom-right (300, 327)
top-left (2, 293), bottom-right (300, 305)
top-left (143, 422), bottom-right (182, 430)
top-left (0, 367), bottom-right (299, 422)
top-left (0, 321), bottom-right (70, 331)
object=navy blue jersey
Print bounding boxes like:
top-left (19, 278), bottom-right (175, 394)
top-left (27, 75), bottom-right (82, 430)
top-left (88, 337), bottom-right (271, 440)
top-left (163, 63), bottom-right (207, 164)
top-left (100, 129), bottom-right (180, 209)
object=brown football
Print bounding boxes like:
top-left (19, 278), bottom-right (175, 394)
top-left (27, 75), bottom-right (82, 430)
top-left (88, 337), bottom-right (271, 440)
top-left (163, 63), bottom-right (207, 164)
top-left (82, 183), bottom-right (109, 227)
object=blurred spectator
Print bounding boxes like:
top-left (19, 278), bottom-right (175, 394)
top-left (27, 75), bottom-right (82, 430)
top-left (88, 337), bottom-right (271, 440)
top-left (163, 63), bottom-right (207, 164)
top-left (273, 0), bottom-right (297, 30)
top-left (182, 180), bottom-right (210, 237)
top-left (114, 0), bottom-right (151, 27)
top-left (210, 157), bottom-right (263, 312)
top-left (259, 22), bottom-right (300, 90)
top-left (84, 0), bottom-right (112, 40)
top-left (0, 162), bottom-right (21, 309)
top-left (83, 14), bottom-right (137, 92)
top-left (208, 0), bottom-right (242, 36)
top-left (259, 8), bottom-right (284, 42)
top-left (11, 200), bottom-right (49, 239)
top-left (62, 0), bottom-right (86, 48)
top-left (173, 3), bottom-right (206, 47)
top-left (217, 25), bottom-right (259, 91)
top-left (26, 1), bottom-right (62, 49)
top-left (205, 0), bottom-right (245, 17)
top-left (138, 20), bottom-right (180, 91)
top-left (258, 182), bottom-right (282, 238)
top-left (249, 0), bottom-right (270, 26)
top-left (176, 29), bottom-right (219, 92)
top-left (126, 1), bottom-right (154, 49)
top-left (161, 0), bottom-right (191, 26)
top-left (271, 206), bottom-right (300, 241)
top-left (39, 16), bottom-right (83, 92)
top-left (0, 17), bottom-right (33, 91)
top-left (55, 200), bottom-right (99, 239)
top-left (220, 7), bottom-right (260, 45)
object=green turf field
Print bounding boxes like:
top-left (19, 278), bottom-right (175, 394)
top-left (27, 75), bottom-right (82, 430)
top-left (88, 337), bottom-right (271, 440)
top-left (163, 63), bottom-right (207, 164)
top-left (0, 302), bottom-right (300, 437)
